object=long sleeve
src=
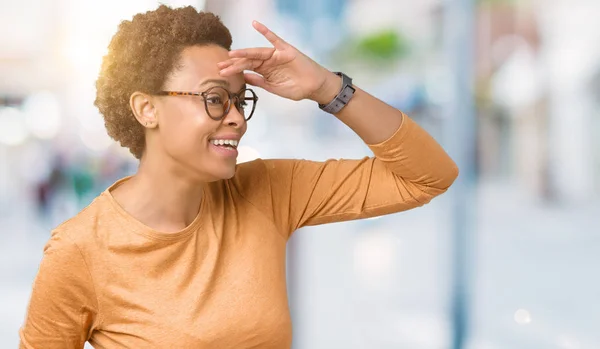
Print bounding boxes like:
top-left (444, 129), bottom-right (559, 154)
top-left (233, 113), bottom-right (459, 238)
top-left (20, 231), bottom-right (99, 349)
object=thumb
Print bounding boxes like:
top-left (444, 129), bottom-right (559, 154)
top-left (244, 72), bottom-right (267, 89)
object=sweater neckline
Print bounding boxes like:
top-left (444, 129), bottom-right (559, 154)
top-left (102, 176), bottom-right (206, 241)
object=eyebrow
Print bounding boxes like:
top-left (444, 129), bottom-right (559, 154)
top-left (198, 79), bottom-right (230, 88)
top-left (197, 79), bottom-right (247, 92)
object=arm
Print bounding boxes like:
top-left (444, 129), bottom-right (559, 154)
top-left (222, 21), bottom-right (458, 236)
top-left (20, 231), bottom-right (99, 349)
top-left (313, 73), bottom-right (405, 145)
top-left (235, 112), bottom-right (456, 237)
top-left (314, 74), bottom-right (458, 189)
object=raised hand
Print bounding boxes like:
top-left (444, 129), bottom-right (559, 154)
top-left (217, 21), bottom-right (339, 104)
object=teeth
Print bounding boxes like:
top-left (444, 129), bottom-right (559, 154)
top-left (211, 139), bottom-right (238, 147)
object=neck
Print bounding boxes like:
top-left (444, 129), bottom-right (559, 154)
top-left (111, 150), bottom-right (205, 233)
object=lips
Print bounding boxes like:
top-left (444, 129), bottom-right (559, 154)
top-left (209, 138), bottom-right (239, 158)
top-left (208, 133), bottom-right (242, 159)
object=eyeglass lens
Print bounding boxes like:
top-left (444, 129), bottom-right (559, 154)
top-left (204, 86), bottom-right (256, 120)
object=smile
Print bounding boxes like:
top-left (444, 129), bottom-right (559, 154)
top-left (210, 139), bottom-right (239, 149)
top-left (209, 138), bottom-right (239, 158)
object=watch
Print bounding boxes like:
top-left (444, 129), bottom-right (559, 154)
top-left (318, 72), bottom-right (355, 114)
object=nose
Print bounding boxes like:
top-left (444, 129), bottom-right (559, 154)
top-left (222, 100), bottom-right (246, 128)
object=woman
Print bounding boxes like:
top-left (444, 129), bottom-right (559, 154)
top-left (20, 5), bottom-right (458, 349)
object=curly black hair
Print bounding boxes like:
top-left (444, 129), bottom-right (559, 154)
top-left (94, 5), bottom-right (232, 159)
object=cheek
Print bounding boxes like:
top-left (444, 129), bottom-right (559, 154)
top-left (160, 105), bottom-right (214, 154)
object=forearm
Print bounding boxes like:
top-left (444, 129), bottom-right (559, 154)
top-left (312, 72), bottom-right (403, 144)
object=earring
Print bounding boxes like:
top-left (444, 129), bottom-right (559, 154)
top-left (145, 121), bottom-right (149, 127)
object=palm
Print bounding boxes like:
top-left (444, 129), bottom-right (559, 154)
top-left (217, 21), bottom-right (328, 101)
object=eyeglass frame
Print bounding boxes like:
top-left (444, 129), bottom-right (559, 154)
top-left (155, 86), bottom-right (258, 121)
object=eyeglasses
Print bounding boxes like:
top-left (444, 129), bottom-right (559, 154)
top-left (157, 86), bottom-right (258, 121)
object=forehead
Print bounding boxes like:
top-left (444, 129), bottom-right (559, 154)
top-left (168, 44), bottom-right (244, 90)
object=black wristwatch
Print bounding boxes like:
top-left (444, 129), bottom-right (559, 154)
top-left (318, 72), bottom-right (355, 114)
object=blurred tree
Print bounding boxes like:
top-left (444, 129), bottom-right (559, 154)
top-left (329, 28), bottom-right (411, 71)
top-left (355, 29), bottom-right (409, 61)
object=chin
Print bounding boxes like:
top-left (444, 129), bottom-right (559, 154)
top-left (204, 164), bottom-right (237, 181)
top-left (220, 168), bottom-right (237, 180)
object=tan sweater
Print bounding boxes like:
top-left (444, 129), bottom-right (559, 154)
top-left (19, 115), bottom-right (458, 349)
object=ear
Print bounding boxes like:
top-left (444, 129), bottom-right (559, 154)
top-left (130, 91), bottom-right (158, 128)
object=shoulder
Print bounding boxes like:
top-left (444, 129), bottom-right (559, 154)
top-left (218, 158), bottom-right (296, 208)
top-left (234, 158), bottom-right (297, 178)
top-left (51, 193), bottom-right (112, 251)
top-left (234, 157), bottom-right (269, 177)
top-left (234, 157), bottom-right (298, 173)
top-left (230, 158), bottom-right (297, 190)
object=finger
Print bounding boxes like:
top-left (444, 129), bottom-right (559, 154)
top-left (229, 47), bottom-right (275, 60)
top-left (219, 58), bottom-right (265, 76)
top-left (252, 20), bottom-right (288, 50)
top-left (216, 58), bottom-right (242, 69)
top-left (243, 72), bottom-right (266, 89)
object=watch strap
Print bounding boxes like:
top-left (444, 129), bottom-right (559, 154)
top-left (318, 72), bottom-right (355, 114)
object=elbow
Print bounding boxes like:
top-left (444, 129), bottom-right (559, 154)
top-left (408, 163), bottom-right (459, 203)
top-left (427, 161), bottom-right (459, 191)
top-left (434, 162), bottom-right (460, 191)
top-left (445, 163), bottom-right (460, 189)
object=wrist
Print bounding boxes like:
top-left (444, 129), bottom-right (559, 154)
top-left (310, 71), bottom-right (342, 105)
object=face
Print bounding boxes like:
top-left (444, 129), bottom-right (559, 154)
top-left (148, 45), bottom-right (250, 181)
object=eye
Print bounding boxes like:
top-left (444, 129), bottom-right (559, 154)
top-left (205, 94), bottom-right (224, 105)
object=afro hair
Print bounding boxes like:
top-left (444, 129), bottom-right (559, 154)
top-left (94, 5), bottom-right (232, 159)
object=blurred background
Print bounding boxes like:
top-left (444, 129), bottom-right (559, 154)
top-left (1, 0), bottom-right (599, 348)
